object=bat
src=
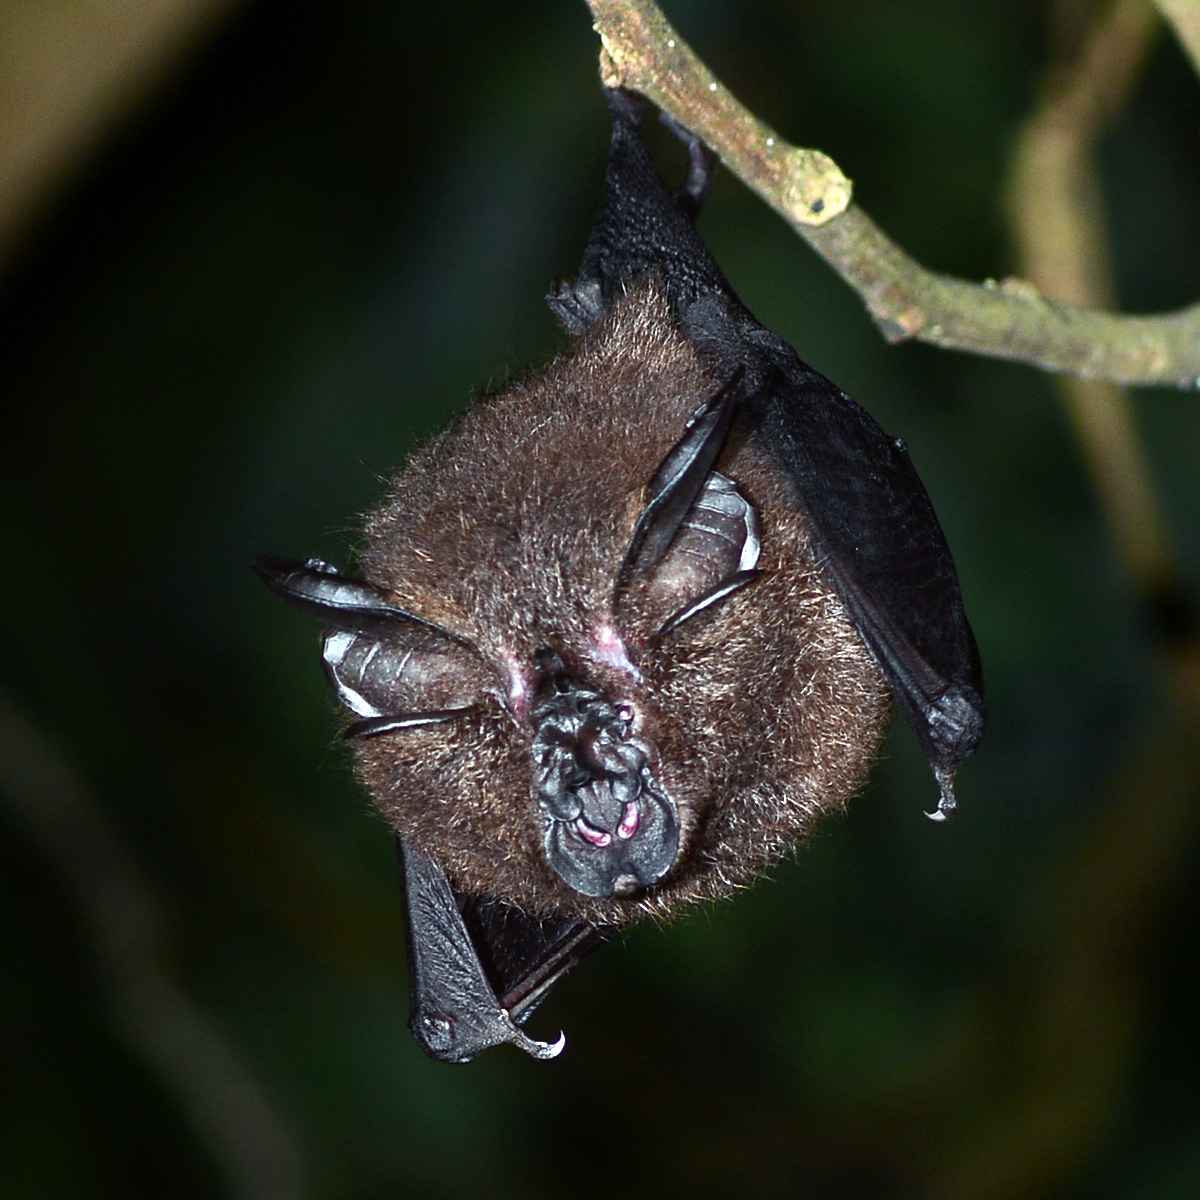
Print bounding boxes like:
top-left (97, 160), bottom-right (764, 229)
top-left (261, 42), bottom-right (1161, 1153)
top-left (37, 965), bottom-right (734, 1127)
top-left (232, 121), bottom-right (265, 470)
top-left (254, 87), bottom-right (984, 1063)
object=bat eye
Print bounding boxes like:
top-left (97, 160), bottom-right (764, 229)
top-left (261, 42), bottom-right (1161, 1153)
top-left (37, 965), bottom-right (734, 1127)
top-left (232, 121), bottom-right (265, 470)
top-left (616, 702), bottom-right (635, 725)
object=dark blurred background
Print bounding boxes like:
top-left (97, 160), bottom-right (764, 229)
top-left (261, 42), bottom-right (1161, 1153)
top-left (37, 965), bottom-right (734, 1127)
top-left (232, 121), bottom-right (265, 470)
top-left (1, 1), bottom-right (1198, 1197)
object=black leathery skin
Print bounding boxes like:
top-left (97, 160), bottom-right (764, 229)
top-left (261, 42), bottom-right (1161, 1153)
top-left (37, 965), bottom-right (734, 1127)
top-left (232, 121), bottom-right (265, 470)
top-left (530, 652), bottom-right (678, 899)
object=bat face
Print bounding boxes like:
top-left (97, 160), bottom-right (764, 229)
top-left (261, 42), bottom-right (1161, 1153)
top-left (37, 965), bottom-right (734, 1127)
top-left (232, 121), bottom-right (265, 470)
top-left (334, 283), bottom-right (889, 928)
top-left (255, 87), bottom-right (983, 1060)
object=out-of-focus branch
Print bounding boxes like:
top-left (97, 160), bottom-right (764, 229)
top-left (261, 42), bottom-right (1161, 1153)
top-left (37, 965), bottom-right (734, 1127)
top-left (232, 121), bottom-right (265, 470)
top-left (0, 0), bottom-right (244, 268)
top-left (1008, 0), bottom-right (1173, 590)
top-left (1154, 0), bottom-right (1200, 75)
top-left (585, 0), bottom-right (1200, 389)
top-left (927, 694), bottom-right (1200, 1200)
top-left (0, 687), bottom-right (307, 1200)
top-left (923, 7), bottom-right (1200, 1195)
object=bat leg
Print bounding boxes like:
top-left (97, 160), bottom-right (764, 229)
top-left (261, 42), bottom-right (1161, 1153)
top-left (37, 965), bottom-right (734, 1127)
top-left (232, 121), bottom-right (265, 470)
top-left (659, 110), bottom-right (717, 222)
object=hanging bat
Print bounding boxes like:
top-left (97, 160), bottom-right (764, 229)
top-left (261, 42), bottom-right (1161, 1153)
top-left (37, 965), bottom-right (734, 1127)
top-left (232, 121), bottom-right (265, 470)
top-left (255, 87), bottom-right (984, 1063)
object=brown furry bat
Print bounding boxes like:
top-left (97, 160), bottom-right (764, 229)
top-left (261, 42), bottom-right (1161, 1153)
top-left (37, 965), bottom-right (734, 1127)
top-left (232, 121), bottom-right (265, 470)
top-left (255, 89), bottom-right (983, 1062)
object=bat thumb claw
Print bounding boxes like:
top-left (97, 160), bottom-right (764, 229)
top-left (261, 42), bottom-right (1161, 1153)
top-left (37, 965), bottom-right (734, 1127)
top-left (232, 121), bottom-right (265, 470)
top-left (513, 1028), bottom-right (566, 1060)
top-left (925, 765), bottom-right (959, 822)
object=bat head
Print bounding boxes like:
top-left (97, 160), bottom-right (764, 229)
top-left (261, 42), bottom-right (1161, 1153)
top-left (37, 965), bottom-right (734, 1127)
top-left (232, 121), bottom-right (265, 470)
top-left (257, 284), bottom-right (888, 927)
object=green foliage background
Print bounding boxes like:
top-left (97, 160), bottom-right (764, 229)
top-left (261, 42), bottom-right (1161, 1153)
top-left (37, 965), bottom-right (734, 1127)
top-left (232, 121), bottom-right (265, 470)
top-left (1, 1), bottom-right (1198, 1197)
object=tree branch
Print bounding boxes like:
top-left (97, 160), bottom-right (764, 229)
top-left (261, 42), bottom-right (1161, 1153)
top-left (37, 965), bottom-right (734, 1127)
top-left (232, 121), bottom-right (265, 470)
top-left (1154, 0), bottom-right (1200, 76)
top-left (1008, 0), bottom-right (1176, 591)
top-left (585, 0), bottom-right (1200, 390)
top-left (0, 687), bottom-right (307, 1200)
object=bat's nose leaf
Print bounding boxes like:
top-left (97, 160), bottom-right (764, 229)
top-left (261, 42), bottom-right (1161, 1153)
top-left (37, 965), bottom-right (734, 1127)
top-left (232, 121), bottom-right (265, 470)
top-left (531, 664), bottom-right (680, 899)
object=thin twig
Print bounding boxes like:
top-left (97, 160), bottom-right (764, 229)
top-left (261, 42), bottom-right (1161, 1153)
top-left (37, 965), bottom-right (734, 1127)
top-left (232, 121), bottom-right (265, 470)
top-left (585, 0), bottom-right (1200, 390)
top-left (0, 687), bottom-right (307, 1200)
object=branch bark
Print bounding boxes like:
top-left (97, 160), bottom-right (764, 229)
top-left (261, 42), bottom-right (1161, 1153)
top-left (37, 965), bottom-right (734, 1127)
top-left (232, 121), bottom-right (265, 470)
top-left (585, 0), bottom-right (1200, 390)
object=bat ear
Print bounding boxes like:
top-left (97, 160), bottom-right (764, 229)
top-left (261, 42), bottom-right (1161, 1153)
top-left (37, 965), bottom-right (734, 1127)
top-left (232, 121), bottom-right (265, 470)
top-left (254, 556), bottom-right (490, 733)
top-left (647, 471), bottom-right (762, 641)
top-left (613, 368), bottom-right (743, 604)
top-left (253, 556), bottom-right (471, 644)
top-left (322, 625), bottom-right (488, 735)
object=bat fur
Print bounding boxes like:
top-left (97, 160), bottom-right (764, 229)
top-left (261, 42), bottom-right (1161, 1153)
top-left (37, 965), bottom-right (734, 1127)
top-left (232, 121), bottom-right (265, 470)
top-left (352, 280), bottom-right (889, 927)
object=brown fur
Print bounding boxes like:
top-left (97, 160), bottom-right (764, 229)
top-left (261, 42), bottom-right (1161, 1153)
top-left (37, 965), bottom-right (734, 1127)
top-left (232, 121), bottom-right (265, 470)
top-left (352, 283), bottom-right (890, 927)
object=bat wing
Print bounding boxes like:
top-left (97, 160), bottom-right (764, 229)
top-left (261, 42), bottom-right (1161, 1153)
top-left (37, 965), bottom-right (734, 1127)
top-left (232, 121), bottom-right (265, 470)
top-left (553, 88), bottom-right (984, 812)
top-left (746, 348), bottom-right (984, 814)
top-left (399, 838), bottom-right (609, 1062)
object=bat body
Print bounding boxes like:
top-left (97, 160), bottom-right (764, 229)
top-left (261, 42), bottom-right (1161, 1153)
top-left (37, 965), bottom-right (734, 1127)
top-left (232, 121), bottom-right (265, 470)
top-left (256, 89), bottom-right (983, 1062)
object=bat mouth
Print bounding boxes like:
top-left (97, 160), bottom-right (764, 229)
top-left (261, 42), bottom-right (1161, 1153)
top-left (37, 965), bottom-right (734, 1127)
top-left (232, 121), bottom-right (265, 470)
top-left (530, 651), bottom-right (679, 899)
top-left (543, 772), bottom-right (678, 899)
